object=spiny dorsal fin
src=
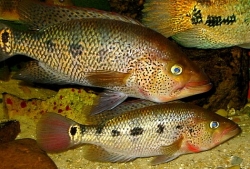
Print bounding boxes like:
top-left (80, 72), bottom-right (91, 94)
top-left (17, 0), bottom-right (142, 30)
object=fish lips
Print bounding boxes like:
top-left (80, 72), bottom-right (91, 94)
top-left (184, 80), bottom-right (212, 93)
top-left (170, 80), bottom-right (212, 99)
top-left (218, 124), bottom-right (241, 144)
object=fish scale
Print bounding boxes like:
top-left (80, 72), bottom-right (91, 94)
top-left (36, 101), bottom-right (241, 165)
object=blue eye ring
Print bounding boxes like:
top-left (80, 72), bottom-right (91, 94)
top-left (210, 121), bottom-right (219, 129)
top-left (171, 64), bottom-right (182, 75)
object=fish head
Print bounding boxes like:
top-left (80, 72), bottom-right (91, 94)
top-left (138, 43), bottom-right (212, 102)
top-left (182, 108), bottom-right (241, 153)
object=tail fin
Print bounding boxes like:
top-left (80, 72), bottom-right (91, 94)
top-left (36, 112), bottom-right (81, 152)
top-left (0, 23), bottom-right (14, 61)
top-left (142, 0), bottom-right (195, 37)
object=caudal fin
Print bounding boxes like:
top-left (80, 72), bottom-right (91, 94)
top-left (142, 0), bottom-right (195, 37)
top-left (36, 112), bottom-right (79, 152)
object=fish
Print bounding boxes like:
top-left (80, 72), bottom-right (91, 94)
top-left (142, 0), bottom-right (250, 49)
top-left (0, 0), bottom-right (141, 28)
top-left (36, 100), bottom-right (241, 165)
top-left (0, 17), bottom-right (212, 114)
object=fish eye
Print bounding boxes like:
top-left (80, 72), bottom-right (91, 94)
top-left (171, 64), bottom-right (182, 75)
top-left (210, 121), bottom-right (219, 129)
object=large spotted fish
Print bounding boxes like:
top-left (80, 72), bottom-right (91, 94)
top-left (143, 0), bottom-right (250, 49)
top-left (36, 100), bottom-right (241, 165)
top-left (0, 16), bottom-right (211, 114)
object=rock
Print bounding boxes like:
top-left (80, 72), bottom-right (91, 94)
top-left (182, 47), bottom-right (249, 112)
top-left (0, 120), bottom-right (20, 144)
top-left (0, 138), bottom-right (57, 169)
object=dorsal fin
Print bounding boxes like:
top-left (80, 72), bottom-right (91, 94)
top-left (17, 0), bottom-right (142, 30)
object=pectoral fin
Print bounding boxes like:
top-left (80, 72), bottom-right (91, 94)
top-left (84, 144), bottom-right (135, 163)
top-left (151, 137), bottom-right (183, 165)
top-left (13, 61), bottom-right (72, 85)
top-left (90, 90), bottom-right (128, 115)
top-left (85, 71), bottom-right (130, 87)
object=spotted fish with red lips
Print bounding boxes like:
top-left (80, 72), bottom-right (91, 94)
top-left (36, 100), bottom-right (241, 165)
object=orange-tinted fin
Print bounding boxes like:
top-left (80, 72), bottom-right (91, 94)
top-left (84, 144), bottom-right (135, 163)
top-left (90, 90), bottom-right (128, 115)
top-left (151, 137), bottom-right (183, 165)
top-left (17, 0), bottom-right (142, 30)
top-left (142, 0), bottom-right (196, 37)
top-left (0, 0), bottom-right (21, 22)
top-left (13, 61), bottom-right (73, 84)
top-left (85, 71), bottom-right (130, 87)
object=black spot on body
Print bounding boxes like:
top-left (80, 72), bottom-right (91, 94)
top-left (176, 125), bottom-right (183, 130)
top-left (96, 125), bottom-right (104, 134)
top-left (81, 125), bottom-right (86, 134)
top-left (111, 129), bottom-right (120, 137)
top-left (205, 14), bottom-right (236, 27)
top-left (130, 127), bottom-right (143, 136)
top-left (69, 44), bottom-right (83, 58)
top-left (2, 31), bottom-right (9, 43)
top-left (70, 126), bottom-right (77, 136)
top-left (191, 6), bottom-right (203, 25)
top-left (156, 124), bottom-right (165, 134)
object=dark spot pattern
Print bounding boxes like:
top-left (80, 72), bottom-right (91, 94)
top-left (111, 130), bottom-right (120, 137)
top-left (70, 126), bottom-right (77, 136)
top-left (191, 6), bottom-right (203, 24)
top-left (176, 125), bottom-right (183, 130)
top-left (69, 44), bottom-right (83, 58)
top-left (96, 125), bottom-right (104, 134)
top-left (130, 127), bottom-right (143, 136)
top-left (80, 125), bottom-right (86, 134)
top-left (2, 31), bottom-right (9, 43)
top-left (156, 124), bottom-right (165, 134)
top-left (205, 14), bottom-right (236, 27)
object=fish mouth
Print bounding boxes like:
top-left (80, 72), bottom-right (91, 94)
top-left (219, 124), bottom-right (241, 143)
top-left (184, 80), bottom-right (212, 93)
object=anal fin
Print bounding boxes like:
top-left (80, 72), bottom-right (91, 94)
top-left (84, 144), bottom-right (135, 163)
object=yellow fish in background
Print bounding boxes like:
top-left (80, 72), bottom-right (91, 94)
top-left (143, 0), bottom-right (250, 49)
top-left (36, 100), bottom-right (241, 165)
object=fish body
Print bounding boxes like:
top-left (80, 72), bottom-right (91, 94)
top-left (143, 0), bottom-right (250, 49)
top-left (36, 101), bottom-right (241, 165)
top-left (0, 18), bottom-right (211, 114)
